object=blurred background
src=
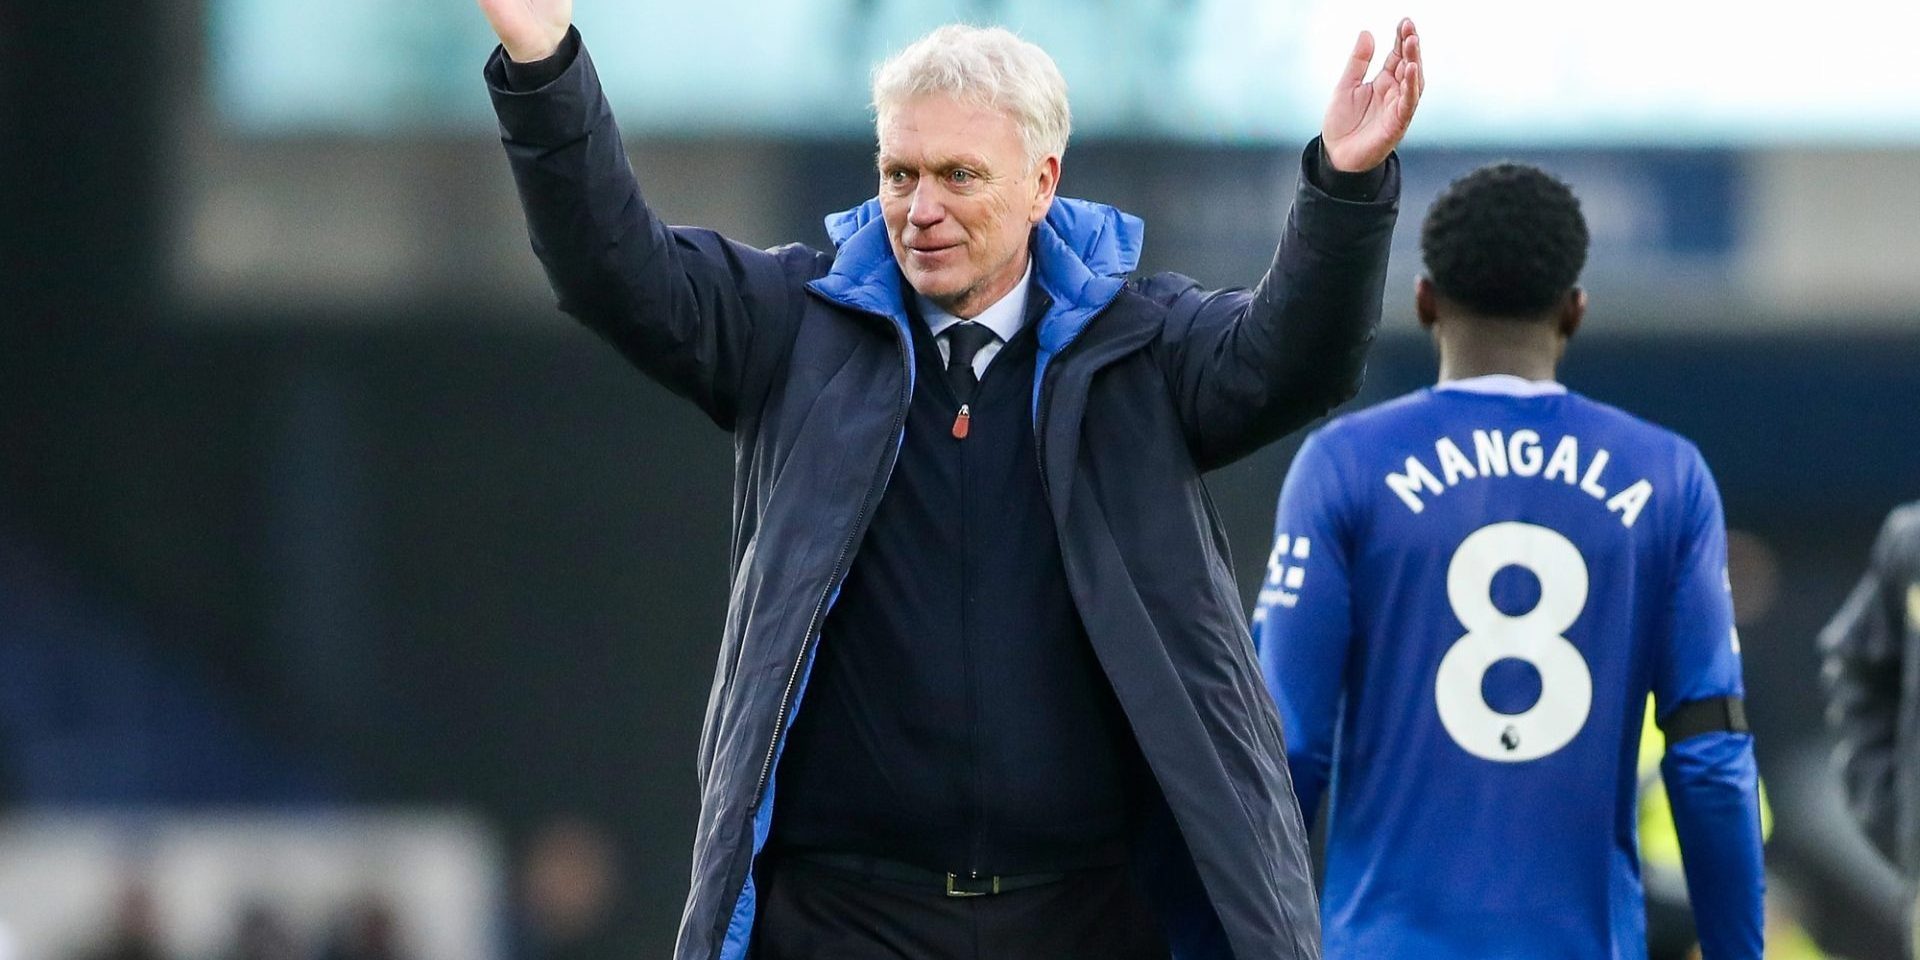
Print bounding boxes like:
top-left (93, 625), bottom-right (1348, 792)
top-left (3, 0), bottom-right (1917, 956)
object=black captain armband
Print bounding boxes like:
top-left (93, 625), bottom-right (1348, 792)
top-left (1659, 696), bottom-right (1750, 744)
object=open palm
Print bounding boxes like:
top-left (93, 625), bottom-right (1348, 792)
top-left (1322, 19), bottom-right (1424, 173)
top-left (477, 0), bottom-right (571, 63)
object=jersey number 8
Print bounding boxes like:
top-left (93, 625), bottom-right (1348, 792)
top-left (1435, 521), bottom-right (1593, 762)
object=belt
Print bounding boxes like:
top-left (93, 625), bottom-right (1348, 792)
top-left (792, 852), bottom-right (1071, 897)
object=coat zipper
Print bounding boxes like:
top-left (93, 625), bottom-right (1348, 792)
top-left (1034, 350), bottom-right (1068, 499)
top-left (1034, 380), bottom-right (1052, 499)
top-left (960, 409), bottom-right (981, 877)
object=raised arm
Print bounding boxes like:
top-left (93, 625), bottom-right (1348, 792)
top-left (1149, 21), bottom-right (1422, 469)
top-left (479, 1), bottom-right (817, 429)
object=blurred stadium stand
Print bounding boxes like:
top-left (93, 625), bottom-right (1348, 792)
top-left (0, 812), bottom-right (501, 959)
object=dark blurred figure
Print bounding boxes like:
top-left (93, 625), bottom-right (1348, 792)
top-left (1821, 499), bottom-right (1920, 954)
top-left (519, 818), bottom-right (628, 960)
top-left (318, 897), bottom-right (410, 960)
top-left (71, 882), bottom-right (173, 960)
top-left (219, 904), bottom-right (302, 960)
top-left (0, 726), bottom-right (13, 810)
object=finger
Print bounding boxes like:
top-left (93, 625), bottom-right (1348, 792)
top-left (1403, 34), bottom-right (1424, 103)
top-left (1380, 23), bottom-right (1422, 96)
top-left (1375, 50), bottom-right (1405, 97)
top-left (1338, 30), bottom-right (1376, 91)
top-left (1378, 24), bottom-right (1406, 80)
top-left (1380, 27), bottom-right (1415, 98)
top-left (1401, 23), bottom-right (1424, 95)
top-left (1398, 61), bottom-right (1423, 127)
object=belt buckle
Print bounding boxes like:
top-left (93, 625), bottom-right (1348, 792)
top-left (945, 872), bottom-right (1000, 897)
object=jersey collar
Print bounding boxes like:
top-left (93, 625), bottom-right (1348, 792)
top-left (1435, 374), bottom-right (1568, 398)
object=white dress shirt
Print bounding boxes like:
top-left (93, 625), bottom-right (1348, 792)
top-left (915, 261), bottom-right (1034, 379)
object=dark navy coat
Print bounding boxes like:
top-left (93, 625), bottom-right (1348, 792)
top-left (487, 38), bottom-right (1400, 960)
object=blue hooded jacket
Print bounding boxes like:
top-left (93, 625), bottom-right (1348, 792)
top-left (488, 34), bottom-right (1400, 960)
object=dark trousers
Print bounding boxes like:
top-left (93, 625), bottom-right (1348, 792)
top-left (750, 855), bottom-right (1169, 960)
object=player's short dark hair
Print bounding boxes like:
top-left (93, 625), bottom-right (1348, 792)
top-left (1420, 163), bottom-right (1589, 319)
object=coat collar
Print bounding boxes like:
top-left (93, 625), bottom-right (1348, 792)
top-left (806, 196), bottom-right (1143, 354)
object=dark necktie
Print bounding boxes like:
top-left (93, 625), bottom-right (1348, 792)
top-left (944, 322), bottom-right (996, 403)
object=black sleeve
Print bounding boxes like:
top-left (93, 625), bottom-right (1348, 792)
top-left (1143, 136), bottom-right (1400, 469)
top-left (1308, 141), bottom-right (1388, 204)
top-left (499, 26), bottom-right (580, 92)
top-left (485, 31), bottom-right (812, 430)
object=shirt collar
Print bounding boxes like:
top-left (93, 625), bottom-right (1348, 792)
top-left (916, 260), bottom-right (1034, 344)
top-left (1434, 373), bottom-right (1568, 397)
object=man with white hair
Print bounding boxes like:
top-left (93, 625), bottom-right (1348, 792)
top-left (478, 4), bottom-right (1420, 958)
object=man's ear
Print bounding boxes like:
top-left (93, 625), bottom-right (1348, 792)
top-left (1560, 287), bottom-right (1587, 340)
top-left (1415, 276), bottom-right (1440, 330)
top-left (1030, 155), bottom-right (1060, 224)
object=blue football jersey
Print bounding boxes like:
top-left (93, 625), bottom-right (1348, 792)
top-left (1251, 379), bottom-right (1753, 960)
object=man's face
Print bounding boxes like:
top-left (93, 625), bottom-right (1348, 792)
top-left (876, 94), bottom-right (1059, 319)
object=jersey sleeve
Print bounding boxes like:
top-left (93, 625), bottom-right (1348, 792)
top-left (1653, 449), bottom-right (1743, 712)
top-left (1251, 430), bottom-right (1356, 820)
top-left (1656, 448), bottom-right (1765, 960)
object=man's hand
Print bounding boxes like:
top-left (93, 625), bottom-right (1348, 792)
top-left (478, 0), bottom-right (571, 63)
top-left (1321, 18), bottom-right (1424, 173)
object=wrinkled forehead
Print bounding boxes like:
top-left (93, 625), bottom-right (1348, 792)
top-left (875, 93), bottom-right (1025, 169)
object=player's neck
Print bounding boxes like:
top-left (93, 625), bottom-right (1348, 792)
top-left (1432, 318), bottom-right (1564, 385)
top-left (1435, 342), bottom-right (1559, 384)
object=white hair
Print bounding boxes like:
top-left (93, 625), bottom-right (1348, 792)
top-left (871, 24), bottom-right (1072, 168)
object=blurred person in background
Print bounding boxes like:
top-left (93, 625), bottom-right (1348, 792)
top-left (219, 904), bottom-right (301, 960)
top-left (317, 897), bottom-right (410, 960)
top-left (1820, 500), bottom-right (1920, 953)
top-left (1749, 879), bottom-right (1838, 960)
top-left (70, 881), bottom-right (174, 960)
top-left (519, 817), bottom-right (630, 960)
top-left (475, 0), bottom-right (1419, 955)
top-left (1251, 163), bottom-right (1764, 959)
top-left (0, 738), bottom-right (12, 809)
